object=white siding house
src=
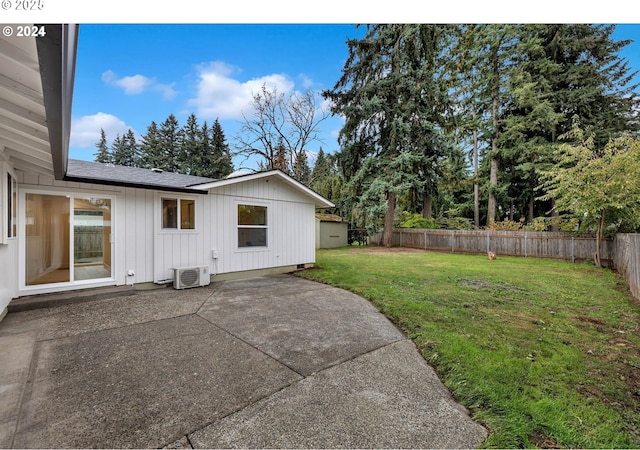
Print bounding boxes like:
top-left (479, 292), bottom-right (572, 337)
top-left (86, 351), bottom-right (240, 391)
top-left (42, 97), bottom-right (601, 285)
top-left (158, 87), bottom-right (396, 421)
top-left (0, 25), bottom-right (333, 321)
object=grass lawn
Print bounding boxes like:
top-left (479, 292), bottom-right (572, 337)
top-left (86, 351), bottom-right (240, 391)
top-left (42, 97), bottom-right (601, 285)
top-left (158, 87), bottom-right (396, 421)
top-left (295, 246), bottom-right (640, 448)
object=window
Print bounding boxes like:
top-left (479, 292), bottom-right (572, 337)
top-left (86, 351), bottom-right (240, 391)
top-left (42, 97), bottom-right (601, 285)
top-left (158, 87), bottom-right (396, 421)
top-left (238, 204), bottom-right (267, 248)
top-left (162, 197), bottom-right (196, 230)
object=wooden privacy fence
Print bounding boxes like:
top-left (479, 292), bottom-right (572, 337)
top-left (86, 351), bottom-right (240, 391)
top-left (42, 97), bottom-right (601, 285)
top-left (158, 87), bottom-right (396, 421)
top-left (74, 226), bottom-right (104, 261)
top-left (370, 229), bottom-right (640, 300)
top-left (370, 229), bottom-right (614, 264)
top-left (612, 233), bottom-right (640, 300)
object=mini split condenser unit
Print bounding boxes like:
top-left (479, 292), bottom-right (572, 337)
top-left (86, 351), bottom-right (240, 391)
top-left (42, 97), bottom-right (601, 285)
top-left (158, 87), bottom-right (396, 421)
top-left (173, 266), bottom-right (211, 289)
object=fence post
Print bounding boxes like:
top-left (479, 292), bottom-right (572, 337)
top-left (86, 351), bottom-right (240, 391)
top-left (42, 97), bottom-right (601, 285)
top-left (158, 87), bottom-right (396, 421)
top-left (399, 230), bottom-right (402, 248)
top-left (451, 230), bottom-right (455, 253)
top-left (424, 230), bottom-right (427, 250)
top-left (572, 236), bottom-right (575, 263)
top-left (486, 232), bottom-right (490, 254)
top-left (524, 232), bottom-right (528, 258)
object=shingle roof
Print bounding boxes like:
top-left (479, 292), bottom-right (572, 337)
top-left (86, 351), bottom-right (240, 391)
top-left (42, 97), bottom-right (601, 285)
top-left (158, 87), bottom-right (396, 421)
top-left (65, 159), bottom-right (215, 193)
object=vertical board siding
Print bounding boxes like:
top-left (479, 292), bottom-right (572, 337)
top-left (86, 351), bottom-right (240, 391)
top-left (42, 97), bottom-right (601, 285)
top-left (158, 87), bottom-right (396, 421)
top-left (206, 178), bottom-right (316, 275)
top-left (15, 171), bottom-right (319, 289)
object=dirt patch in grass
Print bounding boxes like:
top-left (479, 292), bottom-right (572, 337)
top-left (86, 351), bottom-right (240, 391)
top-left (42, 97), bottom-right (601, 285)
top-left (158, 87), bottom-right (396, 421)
top-left (457, 278), bottom-right (524, 293)
top-left (529, 431), bottom-right (561, 449)
top-left (345, 246), bottom-right (426, 255)
top-left (576, 315), bottom-right (607, 326)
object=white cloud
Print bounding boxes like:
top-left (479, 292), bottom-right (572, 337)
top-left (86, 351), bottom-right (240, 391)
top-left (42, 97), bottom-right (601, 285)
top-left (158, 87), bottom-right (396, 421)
top-left (102, 70), bottom-right (177, 100)
top-left (70, 112), bottom-right (136, 148)
top-left (187, 61), bottom-right (295, 120)
top-left (299, 74), bottom-right (314, 90)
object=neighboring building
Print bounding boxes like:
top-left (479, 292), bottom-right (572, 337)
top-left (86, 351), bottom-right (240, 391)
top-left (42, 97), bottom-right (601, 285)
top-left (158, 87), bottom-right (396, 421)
top-left (315, 214), bottom-right (348, 249)
top-left (0, 25), bottom-right (333, 321)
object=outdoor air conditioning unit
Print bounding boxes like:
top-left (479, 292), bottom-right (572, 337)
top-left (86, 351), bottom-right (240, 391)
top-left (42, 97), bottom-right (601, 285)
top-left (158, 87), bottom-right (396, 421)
top-left (173, 266), bottom-right (211, 289)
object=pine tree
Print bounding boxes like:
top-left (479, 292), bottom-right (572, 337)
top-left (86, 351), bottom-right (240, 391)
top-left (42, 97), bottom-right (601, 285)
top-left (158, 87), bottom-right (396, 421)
top-left (209, 118), bottom-right (233, 178)
top-left (178, 113), bottom-right (199, 174)
top-left (110, 134), bottom-right (123, 165)
top-left (323, 24), bottom-right (453, 244)
top-left (139, 121), bottom-right (164, 170)
top-left (112, 129), bottom-right (138, 167)
top-left (272, 138), bottom-right (288, 172)
top-left (158, 114), bottom-right (183, 173)
top-left (292, 150), bottom-right (311, 184)
top-left (94, 128), bottom-right (112, 164)
top-left (311, 147), bottom-right (330, 183)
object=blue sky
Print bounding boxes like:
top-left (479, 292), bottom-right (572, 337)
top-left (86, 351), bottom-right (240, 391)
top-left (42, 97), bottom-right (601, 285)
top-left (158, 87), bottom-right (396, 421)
top-left (67, 23), bottom-right (640, 171)
top-left (69, 24), bottom-right (366, 170)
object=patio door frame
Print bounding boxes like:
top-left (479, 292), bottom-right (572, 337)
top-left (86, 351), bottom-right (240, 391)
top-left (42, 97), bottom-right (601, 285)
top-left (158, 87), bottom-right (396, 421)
top-left (19, 188), bottom-right (117, 295)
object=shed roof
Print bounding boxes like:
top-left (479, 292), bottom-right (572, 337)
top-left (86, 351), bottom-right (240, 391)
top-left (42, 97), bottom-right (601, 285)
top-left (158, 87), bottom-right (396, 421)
top-left (65, 159), bottom-right (215, 193)
top-left (316, 214), bottom-right (343, 222)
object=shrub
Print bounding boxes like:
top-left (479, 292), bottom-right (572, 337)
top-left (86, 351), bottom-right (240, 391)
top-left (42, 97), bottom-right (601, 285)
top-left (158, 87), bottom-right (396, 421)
top-left (399, 213), bottom-right (438, 229)
top-left (486, 219), bottom-right (523, 231)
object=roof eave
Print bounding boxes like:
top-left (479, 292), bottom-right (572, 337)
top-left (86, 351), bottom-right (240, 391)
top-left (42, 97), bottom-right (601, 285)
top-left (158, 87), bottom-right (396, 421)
top-left (192, 170), bottom-right (335, 208)
top-left (36, 24), bottom-right (78, 180)
top-left (63, 174), bottom-right (210, 194)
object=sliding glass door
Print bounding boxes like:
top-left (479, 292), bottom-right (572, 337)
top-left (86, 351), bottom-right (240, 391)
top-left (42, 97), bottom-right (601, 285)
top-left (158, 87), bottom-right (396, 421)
top-left (24, 192), bottom-right (113, 287)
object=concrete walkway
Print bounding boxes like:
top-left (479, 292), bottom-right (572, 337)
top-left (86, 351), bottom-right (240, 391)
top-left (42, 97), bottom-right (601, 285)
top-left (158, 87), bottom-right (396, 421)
top-left (0, 275), bottom-right (488, 449)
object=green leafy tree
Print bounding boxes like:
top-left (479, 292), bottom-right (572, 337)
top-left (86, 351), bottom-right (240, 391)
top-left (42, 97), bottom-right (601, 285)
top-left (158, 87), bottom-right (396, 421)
top-left (94, 128), bottom-right (112, 164)
top-left (310, 149), bottom-right (347, 216)
top-left (500, 24), bottom-right (639, 225)
top-left (540, 123), bottom-right (640, 267)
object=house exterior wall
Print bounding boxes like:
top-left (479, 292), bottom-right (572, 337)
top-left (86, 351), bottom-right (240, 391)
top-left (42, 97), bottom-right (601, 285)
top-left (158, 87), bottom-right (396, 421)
top-left (6, 170), bottom-right (318, 304)
top-left (205, 176), bottom-right (316, 276)
top-left (0, 160), bottom-right (19, 316)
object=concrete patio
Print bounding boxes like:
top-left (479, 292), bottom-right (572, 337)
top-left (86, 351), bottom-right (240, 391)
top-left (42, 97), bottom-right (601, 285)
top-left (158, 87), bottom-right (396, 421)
top-left (0, 275), bottom-right (487, 448)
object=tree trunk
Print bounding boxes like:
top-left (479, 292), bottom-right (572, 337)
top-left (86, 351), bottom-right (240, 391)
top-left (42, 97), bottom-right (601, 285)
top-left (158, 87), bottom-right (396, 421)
top-left (487, 157), bottom-right (498, 224)
top-left (487, 47), bottom-right (500, 226)
top-left (382, 191), bottom-right (396, 248)
top-left (594, 210), bottom-right (605, 268)
top-left (473, 114), bottom-right (479, 228)
top-left (549, 199), bottom-right (560, 232)
top-left (528, 171), bottom-right (535, 223)
top-left (422, 194), bottom-right (433, 219)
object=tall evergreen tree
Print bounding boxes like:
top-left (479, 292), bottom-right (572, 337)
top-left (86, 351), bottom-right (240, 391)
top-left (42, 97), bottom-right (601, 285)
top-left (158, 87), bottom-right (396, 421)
top-left (292, 150), bottom-right (311, 184)
top-left (180, 113), bottom-right (200, 174)
top-left (323, 24), bottom-right (453, 245)
top-left (139, 121), bottom-right (164, 170)
top-left (311, 147), bottom-right (331, 183)
top-left (111, 129), bottom-right (139, 167)
top-left (158, 114), bottom-right (183, 173)
top-left (110, 134), bottom-right (125, 166)
top-left (94, 128), bottom-right (112, 164)
top-left (498, 24), bottom-right (639, 225)
top-left (209, 118), bottom-right (234, 179)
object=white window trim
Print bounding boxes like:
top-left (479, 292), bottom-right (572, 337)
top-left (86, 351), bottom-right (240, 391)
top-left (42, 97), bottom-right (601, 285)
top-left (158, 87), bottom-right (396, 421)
top-left (18, 188), bottom-right (117, 294)
top-left (1, 162), bottom-right (18, 245)
top-left (157, 193), bottom-right (199, 233)
top-left (235, 200), bottom-right (271, 252)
